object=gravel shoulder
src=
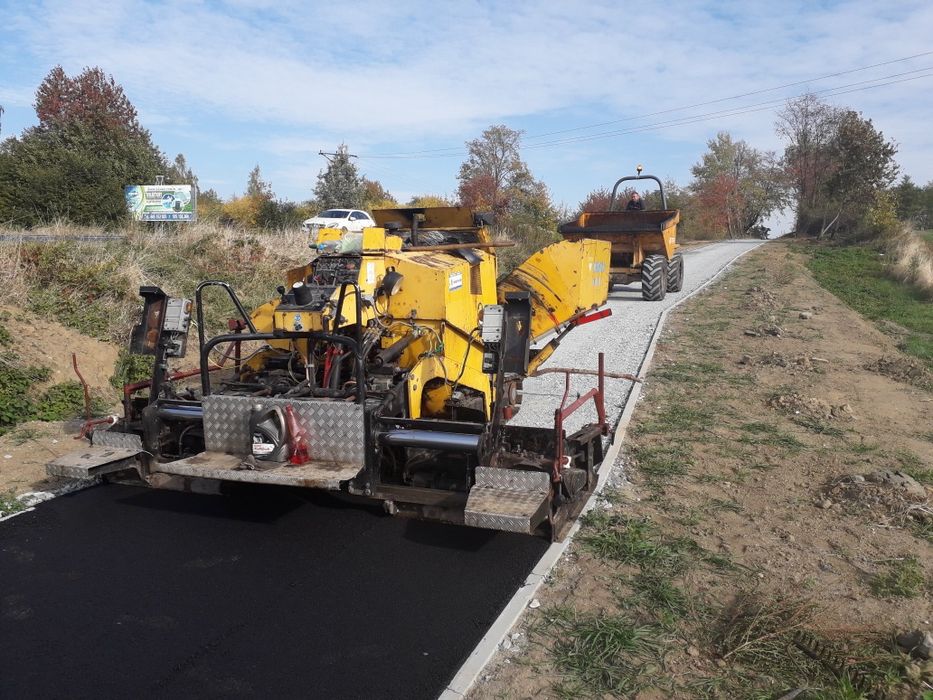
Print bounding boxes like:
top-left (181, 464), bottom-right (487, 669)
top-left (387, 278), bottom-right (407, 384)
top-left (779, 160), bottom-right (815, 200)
top-left (514, 240), bottom-right (764, 434)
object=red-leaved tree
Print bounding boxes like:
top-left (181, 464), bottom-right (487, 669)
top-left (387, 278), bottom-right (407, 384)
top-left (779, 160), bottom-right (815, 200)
top-left (34, 65), bottom-right (146, 138)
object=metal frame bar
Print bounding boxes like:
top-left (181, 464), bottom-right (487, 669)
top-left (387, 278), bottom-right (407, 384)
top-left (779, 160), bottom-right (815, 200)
top-left (194, 280), bottom-right (257, 354)
top-left (551, 353), bottom-right (607, 483)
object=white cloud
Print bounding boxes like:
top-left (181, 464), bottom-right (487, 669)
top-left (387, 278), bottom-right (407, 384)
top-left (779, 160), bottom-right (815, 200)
top-left (4, 0), bottom-right (932, 200)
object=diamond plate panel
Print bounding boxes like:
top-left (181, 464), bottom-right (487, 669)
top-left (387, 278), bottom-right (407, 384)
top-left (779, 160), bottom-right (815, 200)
top-left (47, 446), bottom-right (140, 479)
top-left (92, 429), bottom-right (143, 451)
top-left (475, 466), bottom-right (550, 492)
top-left (202, 396), bottom-right (365, 465)
top-left (155, 451), bottom-right (361, 490)
top-left (464, 486), bottom-right (549, 533)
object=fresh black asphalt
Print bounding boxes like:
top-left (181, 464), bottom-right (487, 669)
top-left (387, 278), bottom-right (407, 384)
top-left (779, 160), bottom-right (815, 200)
top-left (0, 484), bottom-right (548, 699)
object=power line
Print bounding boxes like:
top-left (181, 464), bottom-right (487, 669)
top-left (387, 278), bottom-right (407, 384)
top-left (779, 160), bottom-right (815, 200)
top-left (358, 50), bottom-right (933, 160)
top-left (521, 67), bottom-right (933, 150)
top-left (356, 67), bottom-right (933, 161)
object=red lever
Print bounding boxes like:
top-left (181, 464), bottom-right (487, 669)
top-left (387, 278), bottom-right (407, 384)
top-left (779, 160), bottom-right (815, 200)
top-left (572, 308), bottom-right (612, 326)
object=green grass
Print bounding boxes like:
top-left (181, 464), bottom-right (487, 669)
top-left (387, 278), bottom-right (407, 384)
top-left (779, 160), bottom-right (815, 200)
top-left (651, 361), bottom-right (725, 384)
top-left (0, 489), bottom-right (26, 517)
top-left (633, 443), bottom-right (692, 481)
top-left (870, 556), bottom-right (926, 598)
top-left (738, 422), bottom-right (806, 450)
top-left (705, 498), bottom-right (744, 514)
top-left (627, 572), bottom-right (689, 621)
top-left (636, 404), bottom-right (714, 435)
top-left (579, 511), bottom-right (690, 575)
top-left (896, 449), bottom-right (933, 484)
top-left (806, 245), bottom-right (933, 367)
top-left (6, 426), bottom-right (41, 446)
top-left (540, 606), bottom-right (662, 697)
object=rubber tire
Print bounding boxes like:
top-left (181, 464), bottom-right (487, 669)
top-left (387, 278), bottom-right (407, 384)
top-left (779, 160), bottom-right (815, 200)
top-left (641, 255), bottom-right (668, 301)
top-left (667, 253), bottom-right (684, 293)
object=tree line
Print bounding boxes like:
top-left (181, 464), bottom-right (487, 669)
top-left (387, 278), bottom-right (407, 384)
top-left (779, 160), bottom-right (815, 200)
top-left (1, 65), bottom-right (929, 243)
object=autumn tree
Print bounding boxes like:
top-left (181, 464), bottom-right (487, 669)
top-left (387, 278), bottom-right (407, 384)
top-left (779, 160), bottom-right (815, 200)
top-left (776, 94), bottom-right (897, 238)
top-left (407, 194), bottom-right (454, 207)
top-left (576, 187), bottom-right (612, 214)
top-left (456, 126), bottom-right (561, 272)
top-left (457, 125), bottom-right (538, 216)
top-left (776, 94), bottom-right (841, 236)
top-left (689, 132), bottom-right (783, 239)
top-left (0, 66), bottom-right (168, 226)
top-left (314, 145), bottom-right (364, 209)
top-left (361, 177), bottom-right (397, 210)
top-left (34, 66), bottom-right (149, 139)
top-left (818, 110), bottom-right (898, 238)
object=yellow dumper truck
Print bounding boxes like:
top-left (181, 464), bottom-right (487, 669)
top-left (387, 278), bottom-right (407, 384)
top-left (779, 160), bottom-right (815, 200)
top-left (560, 169), bottom-right (683, 300)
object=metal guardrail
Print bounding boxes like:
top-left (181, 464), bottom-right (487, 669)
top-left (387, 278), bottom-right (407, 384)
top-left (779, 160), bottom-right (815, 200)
top-left (0, 234), bottom-right (125, 242)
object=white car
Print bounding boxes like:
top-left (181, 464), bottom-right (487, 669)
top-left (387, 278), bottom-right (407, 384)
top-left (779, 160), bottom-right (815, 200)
top-left (301, 209), bottom-right (375, 235)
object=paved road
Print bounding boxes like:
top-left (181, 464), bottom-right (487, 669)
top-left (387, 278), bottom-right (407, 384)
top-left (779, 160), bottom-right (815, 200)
top-left (0, 239), bottom-right (762, 699)
top-left (0, 485), bottom-right (547, 699)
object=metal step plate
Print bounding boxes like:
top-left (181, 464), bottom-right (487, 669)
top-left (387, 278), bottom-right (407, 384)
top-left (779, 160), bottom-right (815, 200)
top-left (464, 467), bottom-right (551, 534)
top-left (154, 451), bottom-right (362, 490)
top-left (47, 446), bottom-right (141, 479)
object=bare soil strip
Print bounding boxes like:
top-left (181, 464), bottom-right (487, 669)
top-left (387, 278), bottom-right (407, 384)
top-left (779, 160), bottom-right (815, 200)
top-left (473, 241), bottom-right (932, 700)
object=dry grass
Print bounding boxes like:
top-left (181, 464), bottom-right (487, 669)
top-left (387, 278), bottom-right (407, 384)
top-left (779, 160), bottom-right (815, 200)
top-left (0, 222), bottom-right (310, 342)
top-left (885, 226), bottom-right (933, 295)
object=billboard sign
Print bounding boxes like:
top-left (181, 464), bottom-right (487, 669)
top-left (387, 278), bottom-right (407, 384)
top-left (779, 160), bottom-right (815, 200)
top-left (125, 184), bottom-right (196, 222)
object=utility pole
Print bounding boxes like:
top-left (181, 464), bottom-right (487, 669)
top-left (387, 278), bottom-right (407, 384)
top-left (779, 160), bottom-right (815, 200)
top-left (319, 150), bottom-right (358, 163)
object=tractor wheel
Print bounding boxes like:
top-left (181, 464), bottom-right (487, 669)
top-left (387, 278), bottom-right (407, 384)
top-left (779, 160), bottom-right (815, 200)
top-left (667, 253), bottom-right (684, 292)
top-left (641, 255), bottom-right (668, 301)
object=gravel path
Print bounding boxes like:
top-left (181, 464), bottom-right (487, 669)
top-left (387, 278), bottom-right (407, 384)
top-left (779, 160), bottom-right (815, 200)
top-left (512, 240), bottom-right (765, 434)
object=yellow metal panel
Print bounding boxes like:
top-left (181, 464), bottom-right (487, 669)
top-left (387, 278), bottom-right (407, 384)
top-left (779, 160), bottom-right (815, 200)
top-left (362, 228), bottom-right (386, 250)
top-left (498, 239), bottom-right (611, 342)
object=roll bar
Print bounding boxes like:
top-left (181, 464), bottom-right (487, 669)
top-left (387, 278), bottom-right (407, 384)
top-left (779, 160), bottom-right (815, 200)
top-left (608, 174), bottom-right (667, 211)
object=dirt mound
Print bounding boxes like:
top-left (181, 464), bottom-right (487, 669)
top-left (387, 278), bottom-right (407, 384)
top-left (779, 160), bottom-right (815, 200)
top-left (0, 306), bottom-right (119, 392)
top-left (824, 472), bottom-right (930, 532)
top-left (767, 392), bottom-right (855, 422)
top-left (865, 355), bottom-right (933, 391)
top-left (742, 285), bottom-right (779, 310)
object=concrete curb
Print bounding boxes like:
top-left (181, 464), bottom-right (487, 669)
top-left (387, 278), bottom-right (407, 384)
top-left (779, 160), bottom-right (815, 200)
top-left (439, 240), bottom-right (765, 699)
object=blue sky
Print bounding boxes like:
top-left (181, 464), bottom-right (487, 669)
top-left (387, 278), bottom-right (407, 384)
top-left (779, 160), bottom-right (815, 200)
top-left (2, 0), bottom-right (932, 234)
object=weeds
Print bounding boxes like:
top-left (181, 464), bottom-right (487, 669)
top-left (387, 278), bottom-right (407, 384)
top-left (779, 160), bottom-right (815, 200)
top-left (738, 421), bottom-right (806, 450)
top-left (0, 489), bottom-right (26, 517)
top-left (633, 443), bottom-right (692, 481)
top-left (636, 404), bottom-right (713, 435)
top-left (870, 556), bottom-right (926, 598)
top-left (579, 511), bottom-right (689, 575)
top-left (652, 361), bottom-right (724, 384)
top-left (539, 605), bottom-right (662, 696)
top-left (627, 572), bottom-right (689, 621)
top-left (792, 416), bottom-right (847, 438)
top-left (6, 426), bottom-right (40, 445)
top-left (706, 498), bottom-right (744, 514)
